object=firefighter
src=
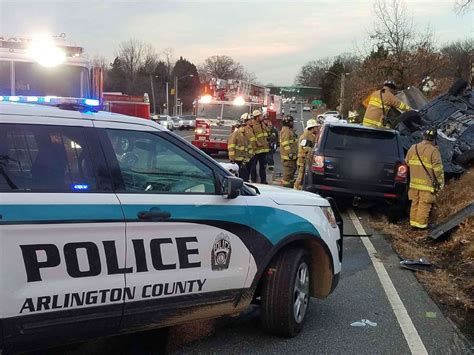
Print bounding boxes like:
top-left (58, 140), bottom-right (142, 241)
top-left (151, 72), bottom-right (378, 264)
top-left (279, 115), bottom-right (298, 187)
top-left (294, 119), bottom-right (321, 190)
top-left (263, 115), bottom-right (278, 171)
top-left (242, 113), bottom-right (256, 162)
top-left (251, 110), bottom-right (269, 184)
top-left (406, 128), bottom-right (444, 230)
top-left (362, 80), bottom-right (412, 128)
top-left (228, 118), bottom-right (250, 182)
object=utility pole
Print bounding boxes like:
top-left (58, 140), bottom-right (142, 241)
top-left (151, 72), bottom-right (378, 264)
top-left (340, 73), bottom-right (345, 116)
top-left (149, 75), bottom-right (156, 115)
top-left (165, 81), bottom-right (169, 115)
top-left (174, 76), bottom-right (178, 116)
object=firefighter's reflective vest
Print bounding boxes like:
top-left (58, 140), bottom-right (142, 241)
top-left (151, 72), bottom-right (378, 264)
top-left (252, 121), bottom-right (270, 154)
top-left (280, 126), bottom-right (298, 161)
top-left (243, 126), bottom-right (256, 157)
top-left (405, 141), bottom-right (444, 193)
top-left (363, 87), bottom-right (411, 128)
top-left (228, 128), bottom-right (249, 162)
top-left (297, 129), bottom-right (317, 167)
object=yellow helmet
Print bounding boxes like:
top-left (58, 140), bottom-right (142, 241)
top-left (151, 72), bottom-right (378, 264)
top-left (306, 118), bottom-right (319, 129)
top-left (240, 112), bottom-right (249, 120)
top-left (252, 109), bottom-right (262, 117)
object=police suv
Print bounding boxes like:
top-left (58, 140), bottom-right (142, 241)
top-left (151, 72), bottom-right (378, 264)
top-left (0, 97), bottom-right (342, 353)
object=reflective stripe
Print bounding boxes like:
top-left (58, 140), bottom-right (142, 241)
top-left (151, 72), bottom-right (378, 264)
top-left (256, 133), bottom-right (266, 138)
top-left (362, 117), bottom-right (383, 127)
top-left (409, 182), bottom-right (434, 193)
top-left (281, 155), bottom-right (297, 160)
top-left (250, 137), bottom-right (256, 141)
top-left (228, 144), bottom-right (237, 148)
top-left (410, 221), bottom-right (428, 229)
top-left (408, 158), bottom-right (434, 169)
top-left (368, 96), bottom-right (384, 108)
top-left (399, 102), bottom-right (410, 111)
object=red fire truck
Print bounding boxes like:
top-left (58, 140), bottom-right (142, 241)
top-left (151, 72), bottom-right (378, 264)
top-left (192, 78), bottom-right (266, 154)
top-left (0, 34), bottom-right (150, 119)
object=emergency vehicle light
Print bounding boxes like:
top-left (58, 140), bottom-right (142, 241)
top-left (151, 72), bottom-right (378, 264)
top-left (1, 95), bottom-right (100, 107)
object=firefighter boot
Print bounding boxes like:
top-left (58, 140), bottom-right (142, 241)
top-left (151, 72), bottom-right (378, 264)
top-left (282, 160), bottom-right (297, 188)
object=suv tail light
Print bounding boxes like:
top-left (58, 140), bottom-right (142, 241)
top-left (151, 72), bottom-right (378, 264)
top-left (395, 163), bottom-right (408, 183)
top-left (312, 155), bottom-right (325, 174)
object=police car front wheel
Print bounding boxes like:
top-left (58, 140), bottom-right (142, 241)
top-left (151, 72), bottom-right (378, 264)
top-left (260, 248), bottom-right (311, 337)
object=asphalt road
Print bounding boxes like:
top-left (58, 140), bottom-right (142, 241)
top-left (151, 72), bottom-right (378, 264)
top-left (46, 104), bottom-right (470, 354)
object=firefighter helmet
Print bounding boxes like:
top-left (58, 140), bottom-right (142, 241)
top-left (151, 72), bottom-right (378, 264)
top-left (423, 127), bottom-right (437, 141)
top-left (237, 118), bottom-right (246, 126)
top-left (252, 109), bottom-right (262, 117)
top-left (240, 113), bottom-right (249, 121)
top-left (383, 80), bottom-right (397, 90)
top-left (306, 118), bottom-right (319, 129)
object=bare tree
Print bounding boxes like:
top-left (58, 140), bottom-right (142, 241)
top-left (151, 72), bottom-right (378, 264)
top-left (441, 39), bottom-right (474, 79)
top-left (454, 0), bottom-right (473, 14)
top-left (91, 55), bottom-right (110, 71)
top-left (162, 47), bottom-right (175, 78)
top-left (198, 55), bottom-right (256, 82)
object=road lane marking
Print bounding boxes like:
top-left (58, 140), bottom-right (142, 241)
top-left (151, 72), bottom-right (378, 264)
top-left (347, 209), bottom-right (428, 355)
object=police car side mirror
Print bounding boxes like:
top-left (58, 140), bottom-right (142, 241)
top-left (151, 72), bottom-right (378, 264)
top-left (223, 176), bottom-right (243, 199)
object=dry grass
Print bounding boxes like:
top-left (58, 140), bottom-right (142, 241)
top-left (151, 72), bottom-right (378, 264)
top-left (370, 168), bottom-right (474, 337)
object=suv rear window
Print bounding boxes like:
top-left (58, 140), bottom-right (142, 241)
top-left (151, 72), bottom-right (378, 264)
top-left (324, 126), bottom-right (399, 156)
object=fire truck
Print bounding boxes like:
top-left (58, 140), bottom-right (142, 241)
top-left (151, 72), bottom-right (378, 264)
top-left (192, 78), bottom-right (266, 154)
top-left (0, 34), bottom-right (150, 119)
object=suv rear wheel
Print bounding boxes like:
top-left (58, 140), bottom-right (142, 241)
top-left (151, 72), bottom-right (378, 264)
top-left (260, 248), bottom-right (310, 337)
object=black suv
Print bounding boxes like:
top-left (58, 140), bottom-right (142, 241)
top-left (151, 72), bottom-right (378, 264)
top-left (304, 122), bottom-right (408, 207)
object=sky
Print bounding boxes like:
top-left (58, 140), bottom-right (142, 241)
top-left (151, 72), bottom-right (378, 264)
top-left (1, 0), bottom-right (472, 85)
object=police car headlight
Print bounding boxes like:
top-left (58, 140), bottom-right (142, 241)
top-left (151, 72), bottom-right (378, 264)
top-left (322, 207), bottom-right (337, 228)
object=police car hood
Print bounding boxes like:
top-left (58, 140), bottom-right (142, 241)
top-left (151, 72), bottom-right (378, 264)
top-left (251, 184), bottom-right (330, 207)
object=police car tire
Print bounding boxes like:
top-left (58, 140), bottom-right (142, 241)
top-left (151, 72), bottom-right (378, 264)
top-left (260, 247), bottom-right (310, 337)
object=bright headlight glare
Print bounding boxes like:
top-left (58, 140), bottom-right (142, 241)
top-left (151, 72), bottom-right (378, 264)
top-left (28, 37), bottom-right (66, 68)
top-left (233, 96), bottom-right (245, 106)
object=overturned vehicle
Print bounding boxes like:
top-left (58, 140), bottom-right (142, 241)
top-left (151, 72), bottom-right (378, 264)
top-left (388, 79), bottom-right (473, 174)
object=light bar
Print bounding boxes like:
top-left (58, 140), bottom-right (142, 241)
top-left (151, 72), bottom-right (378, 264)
top-left (1, 95), bottom-right (101, 107)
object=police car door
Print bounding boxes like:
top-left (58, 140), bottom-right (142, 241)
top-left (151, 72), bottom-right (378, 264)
top-left (95, 122), bottom-right (252, 328)
top-left (0, 117), bottom-right (126, 348)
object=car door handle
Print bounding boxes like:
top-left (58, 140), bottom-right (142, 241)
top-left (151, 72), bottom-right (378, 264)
top-left (137, 208), bottom-right (171, 221)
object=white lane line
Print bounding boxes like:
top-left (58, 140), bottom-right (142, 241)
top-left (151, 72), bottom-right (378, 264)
top-left (347, 209), bottom-right (428, 355)
top-left (301, 121), bottom-right (305, 130)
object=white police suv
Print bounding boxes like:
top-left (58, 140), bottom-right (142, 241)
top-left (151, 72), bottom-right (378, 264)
top-left (0, 96), bottom-right (342, 353)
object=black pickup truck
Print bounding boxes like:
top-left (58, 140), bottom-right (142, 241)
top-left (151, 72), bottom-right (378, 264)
top-left (304, 122), bottom-right (408, 215)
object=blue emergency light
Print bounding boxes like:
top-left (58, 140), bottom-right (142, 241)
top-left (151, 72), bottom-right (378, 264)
top-left (0, 95), bottom-right (100, 107)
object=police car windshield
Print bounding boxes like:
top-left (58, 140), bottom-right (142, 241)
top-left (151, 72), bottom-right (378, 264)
top-left (0, 61), bottom-right (90, 98)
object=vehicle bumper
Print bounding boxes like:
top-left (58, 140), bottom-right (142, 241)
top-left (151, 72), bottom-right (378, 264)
top-left (192, 140), bottom-right (228, 151)
top-left (306, 181), bottom-right (406, 201)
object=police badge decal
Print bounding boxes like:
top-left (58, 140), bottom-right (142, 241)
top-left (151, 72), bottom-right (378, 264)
top-left (211, 233), bottom-right (232, 271)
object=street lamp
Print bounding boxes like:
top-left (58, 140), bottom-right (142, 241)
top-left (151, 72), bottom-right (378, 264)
top-left (326, 70), bottom-right (350, 115)
top-left (174, 74), bottom-right (194, 116)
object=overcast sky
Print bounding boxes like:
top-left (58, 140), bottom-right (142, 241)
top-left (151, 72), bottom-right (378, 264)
top-left (1, 0), bottom-right (472, 85)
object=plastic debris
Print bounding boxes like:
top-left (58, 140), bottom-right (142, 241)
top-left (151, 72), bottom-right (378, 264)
top-left (425, 312), bottom-right (437, 319)
top-left (400, 257), bottom-right (433, 272)
top-left (350, 319), bottom-right (378, 327)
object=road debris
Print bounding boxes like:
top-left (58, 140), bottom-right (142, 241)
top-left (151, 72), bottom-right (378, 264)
top-left (425, 312), bottom-right (437, 319)
top-left (400, 257), bottom-right (433, 272)
top-left (350, 319), bottom-right (378, 327)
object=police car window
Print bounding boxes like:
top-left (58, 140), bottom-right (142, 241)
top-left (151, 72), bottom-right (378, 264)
top-left (105, 129), bottom-right (216, 194)
top-left (0, 124), bottom-right (97, 192)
